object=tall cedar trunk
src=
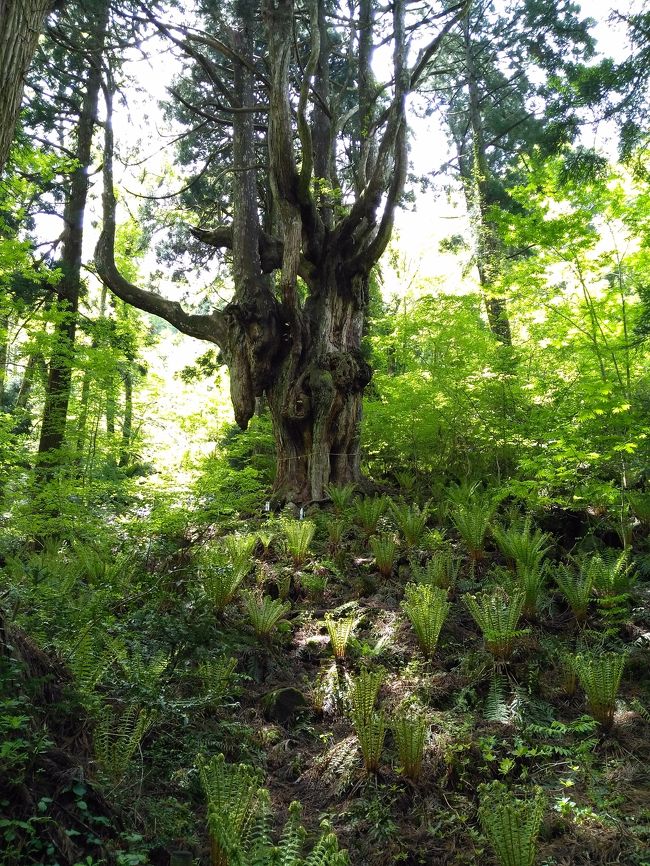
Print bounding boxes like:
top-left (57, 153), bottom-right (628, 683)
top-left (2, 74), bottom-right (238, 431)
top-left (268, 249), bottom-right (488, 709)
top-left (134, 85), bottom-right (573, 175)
top-left (463, 13), bottom-right (512, 347)
top-left (37, 1), bottom-right (108, 469)
top-left (268, 260), bottom-right (371, 502)
top-left (118, 369), bottom-right (132, 467)
top-left (0, 0), bottom-right (52, 174)
top-left (0, 312), bottom-right (8, 405)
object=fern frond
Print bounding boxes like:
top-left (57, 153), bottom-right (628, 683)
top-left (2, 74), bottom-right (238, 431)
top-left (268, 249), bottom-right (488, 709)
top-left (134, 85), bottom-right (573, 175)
top-left (463, 588), bottom-right (527, 660)
top-left (479, 781), bottom-right (545, 866)
top-left (393, 711), bottom-right (428, 781)
top-left (243, 591), bottom-right (291, 642)
top-left (325, 614), bottom-right (356, 660)
top-left (573, 651), bottom-right (626, 730)
top-left (402, 583), bottom-right (450, 657)
top-left (369, 534), bottom-right (398, 577)
top-left (283, 520), bottom-right (316, 567)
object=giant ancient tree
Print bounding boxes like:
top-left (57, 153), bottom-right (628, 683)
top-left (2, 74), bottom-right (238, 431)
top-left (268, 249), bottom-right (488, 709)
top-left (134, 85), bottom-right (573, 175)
top-left (96, 0), bottom-right (465, 502)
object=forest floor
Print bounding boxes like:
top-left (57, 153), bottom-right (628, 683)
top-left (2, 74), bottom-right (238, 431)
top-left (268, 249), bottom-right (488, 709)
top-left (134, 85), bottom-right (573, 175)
top-left (2, 492), bottom-right (650, 866)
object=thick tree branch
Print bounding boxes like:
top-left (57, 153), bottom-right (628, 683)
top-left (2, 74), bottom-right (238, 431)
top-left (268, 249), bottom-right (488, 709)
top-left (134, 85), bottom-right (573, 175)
top-left (95, 78), bottom-right (227, 348)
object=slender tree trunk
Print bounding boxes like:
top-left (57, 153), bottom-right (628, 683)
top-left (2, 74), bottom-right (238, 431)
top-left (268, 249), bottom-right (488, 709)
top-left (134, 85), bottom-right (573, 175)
top-left (0, 312), bottom-right (8, 405)
top-left (36, 1), bottom-right (108, 471)
top-left (118, 369), bottom-right (133, 467)
top-left (463, 14), bottom-right (512, 346)
top-left (0, 0), bottom-right (53, 174)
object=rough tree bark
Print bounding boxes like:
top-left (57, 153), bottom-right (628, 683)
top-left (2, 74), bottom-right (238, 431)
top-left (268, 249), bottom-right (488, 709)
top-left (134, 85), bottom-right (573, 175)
top-left (96, 0), bottom-right (465, 502)
top-left (0, 0), bottom-right (56, 173)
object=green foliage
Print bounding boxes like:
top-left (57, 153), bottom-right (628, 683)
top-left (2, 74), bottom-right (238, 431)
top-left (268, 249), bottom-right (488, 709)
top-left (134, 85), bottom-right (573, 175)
top-left (401, 583), bottom-right (450, 657)
top-left (242, 592), bottom-right (291, 642)
top-left (198, 755), bottom-right (348, 866)
top-left (553, 563), bottom-right (593, 623)
top-left (369, 534), bottom-right (398, 577)
top-left (627, 490), bottom-right (650, 525)
top-left (353, 496), bottom-right (387, 537)
top-left (492, 519), bottom-right (551, 570)
top-left (411, 549), bottom-right (462, 591)
top-left (326, 483), bottom-right (356, 514)
top-left (451, 501), bottom-right (493, 560)
top-left (478, 781), bottom-right (546, 866)
top-left (201, 559), bottom-right (247, 613)
top-left (392, 711), bottom-right (428, 781)
top-left (389, 501), bottom-right (428, 548)
top-left (283, 520), bottom-right (316, 567)
top-left (325, 615), bottom-right (357, 660)
top-left (224, 533), bottom-right (257, 573)
top-left (349, 670), bottom-right (386, 774)
top-left (94, 703), bottom-right (152, 784)
top-left (199, 657), bottom-right (238, 709)
top-left (463, 589), bottom-right (527, 660)
top-left (198, 753), bottom-right (262, 866)
top-left (573, 651), bottom-right (626, 729)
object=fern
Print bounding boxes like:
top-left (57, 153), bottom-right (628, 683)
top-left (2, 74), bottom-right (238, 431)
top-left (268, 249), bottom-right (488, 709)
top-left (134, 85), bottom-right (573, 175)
top-left (402, 583), bottom-right (450, 657)
top-left (585, 550), bottom-right (635, 597)
top-left (349, 669), bottom-right (386, 773)
top-left (484, 673), bottom-right (510, 723)
top-left (451, 501), bottom-right (493, 560)
top-left (353, 496), bottom-right (387, 537)
top-left (200, 755), bottom-right (348, 866)
top-left (326, 519), bottom-right (346, 552)
top-left (66, 630), bottom-right (119, 701)
top-left (256, 531), bottom-right (275, 557)
top-left (515, 561), bottom-right (548, 620)
top-left (202, 562), bottom-right (246, 612)
top-left (390, 501), bottom-right (429, 548)
top-left (369, 534), bottom-right (398, 577)
top-left (199, 656), bottom-right (238, 708)
top-left (573, 651), bottom-right (626, 730)
top-left (553, 563), bottom-right (593, 623)
top-left (325, 614), bottom-right (356, 660)
top-left (492, 518), bottom-right (550, 570)
top-left (243, 591), bottom-right (290, 642)
top-left (224, 533), bottom-right (257, 574)
top-left (283, 520), bottom-right (316, 567)
top-left (199, 753), bottom-right (262, 866)
top-left (349, 668), bottom-right (384, 720)
top-left (94, 702), bottom-right (152, 784)
top-left (326, 482), bottom-right (356, 514)
top-left (478, 781), bottom-right (545, 866)
top-left (463, 588), bottom-right (527, 660)
top-left (393, 711), bottom-right (428, 781)
top-left (412, 549), bottom-right (461, 591)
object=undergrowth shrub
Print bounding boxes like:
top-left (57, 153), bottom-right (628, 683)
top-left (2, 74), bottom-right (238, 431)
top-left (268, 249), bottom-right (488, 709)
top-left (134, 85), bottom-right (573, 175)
top-left (199, 657), bottom-right (238, 709)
